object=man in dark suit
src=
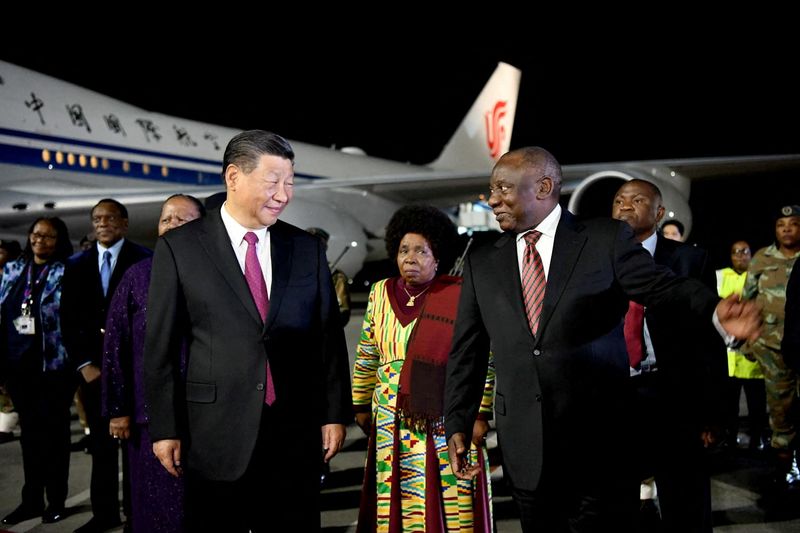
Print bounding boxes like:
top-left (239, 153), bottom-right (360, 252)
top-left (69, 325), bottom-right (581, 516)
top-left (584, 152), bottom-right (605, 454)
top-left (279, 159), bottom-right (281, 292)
top-left (444, 147), bottom-right (760, 532)
top-left (144, 130), bottom-right (351, 532)
top-left (61, 199), bottom-right (152, 533)
top-left (612, 179), bottom-right (727, 532)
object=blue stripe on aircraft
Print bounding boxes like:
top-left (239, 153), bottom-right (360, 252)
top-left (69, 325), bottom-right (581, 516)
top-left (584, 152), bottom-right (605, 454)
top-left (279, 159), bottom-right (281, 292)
top-left (0, 127), bottom-right (324, 182)
top-left (0, 142), bottom-right (222, 185)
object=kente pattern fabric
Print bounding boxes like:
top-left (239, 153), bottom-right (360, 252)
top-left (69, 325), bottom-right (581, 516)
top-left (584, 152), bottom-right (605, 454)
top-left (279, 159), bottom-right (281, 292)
top-left (352, 279), bottom-right (493, 532)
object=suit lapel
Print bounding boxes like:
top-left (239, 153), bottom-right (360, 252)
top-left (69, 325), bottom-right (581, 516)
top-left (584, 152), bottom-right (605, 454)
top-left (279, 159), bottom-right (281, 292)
top-left (493, 233), bottom-right (529, 333)
top-left (653, 234), bottom-right (676, 268)
top-left (536, 211), bottom-right (587, 341)
top-left (265, 220), bottom-right (292, 332)
top-left (87, 248), bottom-right (104, 300)
top-left (198, 211), bottom-right (262, 326)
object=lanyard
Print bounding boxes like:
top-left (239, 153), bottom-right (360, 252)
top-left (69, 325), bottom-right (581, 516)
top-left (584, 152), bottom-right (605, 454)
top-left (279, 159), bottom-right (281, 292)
top-left (20, 262), bottom-right (50, 317)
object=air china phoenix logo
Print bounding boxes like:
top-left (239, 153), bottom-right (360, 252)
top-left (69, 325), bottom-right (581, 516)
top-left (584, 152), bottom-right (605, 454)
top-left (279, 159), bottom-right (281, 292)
top-left (484, 100), bottom-right (507, 160)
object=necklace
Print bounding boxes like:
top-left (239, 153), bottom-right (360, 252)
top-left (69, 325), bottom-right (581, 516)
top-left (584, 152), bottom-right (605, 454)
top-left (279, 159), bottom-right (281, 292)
top-left (403, 284), bottom-right (430, 307)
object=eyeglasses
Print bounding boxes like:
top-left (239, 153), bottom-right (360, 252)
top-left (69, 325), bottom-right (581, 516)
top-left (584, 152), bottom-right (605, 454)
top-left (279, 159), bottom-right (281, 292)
top-left (732, 248), bottom-right (751, 255)
top-left (31, 232), bottom-right (57, 241)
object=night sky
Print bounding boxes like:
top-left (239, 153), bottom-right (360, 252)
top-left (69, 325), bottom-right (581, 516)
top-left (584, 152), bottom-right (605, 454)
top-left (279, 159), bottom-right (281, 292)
top-left (4, 31), bottom-right (798, 167)
top-left (3, 28), bottom-right (798, 266)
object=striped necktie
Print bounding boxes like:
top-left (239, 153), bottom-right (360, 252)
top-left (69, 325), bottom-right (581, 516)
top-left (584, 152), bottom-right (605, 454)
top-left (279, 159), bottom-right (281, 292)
top-left (521, 231), bottom-right (546, 335)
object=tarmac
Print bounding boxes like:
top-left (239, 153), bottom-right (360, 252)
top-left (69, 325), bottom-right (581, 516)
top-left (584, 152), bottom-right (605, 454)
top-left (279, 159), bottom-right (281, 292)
top-left (2, 305), bottom-right (799, 532)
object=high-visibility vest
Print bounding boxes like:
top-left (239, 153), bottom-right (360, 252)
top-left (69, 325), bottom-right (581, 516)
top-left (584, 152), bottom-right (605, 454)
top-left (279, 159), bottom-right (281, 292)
top-left (717, 267), bottom-right (764, 379)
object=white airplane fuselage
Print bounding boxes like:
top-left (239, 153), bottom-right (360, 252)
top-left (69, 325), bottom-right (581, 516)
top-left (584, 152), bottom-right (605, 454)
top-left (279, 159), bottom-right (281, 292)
top-left (0, 60), bottom-right (522, 277)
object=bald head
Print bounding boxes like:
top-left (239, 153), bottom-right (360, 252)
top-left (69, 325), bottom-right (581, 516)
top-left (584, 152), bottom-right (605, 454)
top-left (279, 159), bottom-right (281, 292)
top-left (488, 147), bottom-right (563, 232)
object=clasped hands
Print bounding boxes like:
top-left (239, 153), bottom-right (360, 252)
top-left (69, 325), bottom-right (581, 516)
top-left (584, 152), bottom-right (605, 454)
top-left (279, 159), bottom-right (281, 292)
top-left (716, 294), bottom-right (762, 343)
top-left (109, 416), bottom-right (130, 440)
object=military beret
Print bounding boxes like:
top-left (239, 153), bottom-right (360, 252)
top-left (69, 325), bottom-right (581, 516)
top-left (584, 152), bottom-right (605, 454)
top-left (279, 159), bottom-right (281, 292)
top-left (778, 205), bottom-right (800, 219)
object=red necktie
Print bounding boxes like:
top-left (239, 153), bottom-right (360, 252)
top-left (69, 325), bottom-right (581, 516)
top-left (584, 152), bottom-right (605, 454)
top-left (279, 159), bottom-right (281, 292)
top-left (243, 232), bottom-right (276, 405)
top-left (522, 231), bottom-right (546, 335)
top-left (624, 301), bottom-right (645, 368)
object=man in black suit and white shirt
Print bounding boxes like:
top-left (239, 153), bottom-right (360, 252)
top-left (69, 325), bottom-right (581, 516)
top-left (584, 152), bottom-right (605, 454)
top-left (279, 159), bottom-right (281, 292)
top-left (444, 147), bottom-right (760, 532)
top-left (61, 199), bottom-right (152, 533)
top-left (144, 130), bottom-right (351, 532)
top-left (612, 179), bottom-right (727, 532)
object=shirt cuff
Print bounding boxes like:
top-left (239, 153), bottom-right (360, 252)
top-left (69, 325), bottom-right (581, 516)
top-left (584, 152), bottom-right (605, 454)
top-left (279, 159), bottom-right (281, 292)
top-left (712, 309), bottom-right (744, 349)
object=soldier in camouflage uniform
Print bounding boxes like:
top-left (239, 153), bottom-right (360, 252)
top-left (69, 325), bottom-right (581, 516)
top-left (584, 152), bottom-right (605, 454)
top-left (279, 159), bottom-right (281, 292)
top-left (742, 205), bottom-right (800, 487)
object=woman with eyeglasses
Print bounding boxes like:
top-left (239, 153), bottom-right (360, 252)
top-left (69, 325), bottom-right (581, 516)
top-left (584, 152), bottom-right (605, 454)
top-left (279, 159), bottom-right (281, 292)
top-left (0, 217), bottom-right (75, 526)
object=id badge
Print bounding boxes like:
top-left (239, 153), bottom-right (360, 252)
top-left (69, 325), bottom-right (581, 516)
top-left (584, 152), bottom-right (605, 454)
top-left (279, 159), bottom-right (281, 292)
top-left (13, 315), bottom-right (35, 335)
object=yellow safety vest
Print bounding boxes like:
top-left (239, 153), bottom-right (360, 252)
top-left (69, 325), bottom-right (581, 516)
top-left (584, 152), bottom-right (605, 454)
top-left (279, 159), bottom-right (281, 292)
top-left (717, 267), bottom-right (764, 379)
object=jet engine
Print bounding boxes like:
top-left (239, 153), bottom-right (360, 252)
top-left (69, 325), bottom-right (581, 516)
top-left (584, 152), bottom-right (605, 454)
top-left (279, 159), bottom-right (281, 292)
top-left (566, 165), bottom-right (693, 237)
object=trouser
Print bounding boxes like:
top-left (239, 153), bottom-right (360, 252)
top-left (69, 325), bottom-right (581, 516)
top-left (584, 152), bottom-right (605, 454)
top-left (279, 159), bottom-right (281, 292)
top-left (7, 368), bottom-right (74, 510)
top-left (81, 378), bottom-right (125, 522)
top-left (752, 344), bottom-right (800, 450)
top-left (185, 404), bottom-right (321, 532)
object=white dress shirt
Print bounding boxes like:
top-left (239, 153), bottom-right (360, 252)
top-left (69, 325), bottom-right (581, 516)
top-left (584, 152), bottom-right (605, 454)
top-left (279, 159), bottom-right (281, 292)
top-left (516, 203), bottom-right (561, 280)
top-left (220, 202), bottom-right (272, 296)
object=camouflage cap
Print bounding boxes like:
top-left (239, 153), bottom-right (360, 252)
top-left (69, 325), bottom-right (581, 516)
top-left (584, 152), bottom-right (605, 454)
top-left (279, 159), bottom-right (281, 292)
top-left (778, 205), bottom-right (800, 219)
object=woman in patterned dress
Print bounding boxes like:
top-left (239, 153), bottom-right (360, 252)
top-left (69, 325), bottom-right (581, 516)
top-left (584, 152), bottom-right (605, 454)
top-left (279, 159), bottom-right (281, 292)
top-left (353, 205), bottom-right (494, 532)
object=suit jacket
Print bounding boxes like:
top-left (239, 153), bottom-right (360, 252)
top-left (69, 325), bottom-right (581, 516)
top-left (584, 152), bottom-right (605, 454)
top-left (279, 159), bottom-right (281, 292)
top-left (143, 210), bottom-right (351, 481)
top-left (444, 210), bottom-right (719, 491)
top-left (646, 235), bottom-right (727, 425)
top-left (61, 239), bottom-right (152, 369)
top-left (782, 263), bottom-right (800, 372)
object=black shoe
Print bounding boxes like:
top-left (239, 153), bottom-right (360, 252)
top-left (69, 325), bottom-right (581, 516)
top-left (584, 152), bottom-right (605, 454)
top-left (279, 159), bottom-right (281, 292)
top-left (73, 516), bottom-right (122, 533)
top-left (2, 504), bottom-right (43, 525)
top-left (42, 506), bottom-right (66, 523)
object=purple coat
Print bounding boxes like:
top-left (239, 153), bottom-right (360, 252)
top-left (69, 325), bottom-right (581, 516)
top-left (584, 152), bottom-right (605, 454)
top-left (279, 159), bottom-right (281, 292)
top-left (102, 258), bottom-right (152, 423)
top-left (101, 257), bottom-right (185, 533)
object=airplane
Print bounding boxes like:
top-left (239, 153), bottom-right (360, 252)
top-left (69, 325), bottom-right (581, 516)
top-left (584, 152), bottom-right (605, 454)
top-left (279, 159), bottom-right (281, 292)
top-left (2, 58), bottom-right (799, 278)
top-left (0, 59), bottom-right (521, 277)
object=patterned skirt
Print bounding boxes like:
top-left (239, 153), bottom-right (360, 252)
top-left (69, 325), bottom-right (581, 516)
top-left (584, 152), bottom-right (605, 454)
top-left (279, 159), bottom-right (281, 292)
top-left (357, 360), bottom-right (492, 532)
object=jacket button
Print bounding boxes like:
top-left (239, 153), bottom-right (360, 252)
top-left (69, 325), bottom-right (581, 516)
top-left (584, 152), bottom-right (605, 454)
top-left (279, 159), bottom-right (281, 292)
top-left (533, 349), bottom-right (541, 357)
top-left (256, 383), bottom-right (264, 391)
top-left (536, 394), bottom-right (543, 402)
